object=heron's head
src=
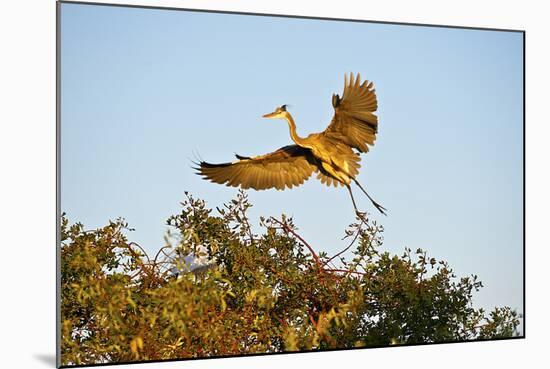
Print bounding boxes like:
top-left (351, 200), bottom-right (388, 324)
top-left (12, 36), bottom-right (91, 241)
top-left (262, 104), bottom-right (289, 120)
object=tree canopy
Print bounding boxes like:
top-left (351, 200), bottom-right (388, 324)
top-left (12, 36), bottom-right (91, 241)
top-left (60, 191), bottom-right (520, 366)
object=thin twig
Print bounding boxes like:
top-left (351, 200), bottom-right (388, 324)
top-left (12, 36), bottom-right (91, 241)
top-left (269, 217), bottom-right (323, 270)
top-left (127, 242), bottom-right (151, 263)
top-left (324, 213), bottom-right (369, 266)
top-left (153, 245), bottom-right (172, 264)
top-left (324, 230), bottom-right (361, 266)
top-left (122, 242), bottom-right (168, 286)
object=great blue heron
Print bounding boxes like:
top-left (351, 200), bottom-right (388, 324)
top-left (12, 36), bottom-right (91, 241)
top-left (195, 73), bottom-right (386, 215)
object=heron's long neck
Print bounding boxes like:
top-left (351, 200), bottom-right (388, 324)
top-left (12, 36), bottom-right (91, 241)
top-left (284, 113), bottom-right (306, 146)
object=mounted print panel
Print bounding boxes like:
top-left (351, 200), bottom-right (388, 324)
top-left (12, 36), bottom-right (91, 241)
top-left (57, 1), bottom-right (524, 367)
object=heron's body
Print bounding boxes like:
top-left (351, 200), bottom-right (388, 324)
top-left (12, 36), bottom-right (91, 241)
top-left (196, 73), bottom-right (386, 215)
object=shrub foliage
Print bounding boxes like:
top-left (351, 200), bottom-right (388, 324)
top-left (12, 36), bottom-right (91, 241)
top-left (60, 191), bottom-right (520, 365)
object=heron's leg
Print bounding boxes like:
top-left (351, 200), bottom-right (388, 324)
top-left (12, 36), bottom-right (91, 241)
top-left (352, 179), bottom-right (387, 216)
top-left (345, 184), bottom-right (362, 215)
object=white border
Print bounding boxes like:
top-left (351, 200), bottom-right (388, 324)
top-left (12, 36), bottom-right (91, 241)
top-left (1, 1), bottom-right (548, 368)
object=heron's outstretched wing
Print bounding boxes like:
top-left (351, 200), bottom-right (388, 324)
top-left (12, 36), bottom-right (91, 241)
top-left (196, 145), bottom-right (318, 191)
top-left (323, 72), bottom-right (378, 153)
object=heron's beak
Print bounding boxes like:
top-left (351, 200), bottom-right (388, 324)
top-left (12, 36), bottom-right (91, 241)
top-left (262, 112), bottom-right (277, 119)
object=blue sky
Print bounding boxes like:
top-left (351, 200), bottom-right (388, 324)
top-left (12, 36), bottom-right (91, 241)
top-left (60, 3), bottom-right (523, 317)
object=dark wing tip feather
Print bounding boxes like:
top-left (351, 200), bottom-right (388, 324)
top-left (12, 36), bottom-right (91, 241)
top-left (199, 161), bottom-right (233, 169)
top-left (332, 93), bottom-right (341, 108)
top-left (190, 159), bottom-right (203, 173)
top-left (234, 153), bottom-right (251, 160)
top-left (193, 160), bottom-right (234, 182)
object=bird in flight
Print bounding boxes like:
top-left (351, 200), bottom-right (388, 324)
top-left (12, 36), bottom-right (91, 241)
top-left (195, 72), bottom-right (386, 215)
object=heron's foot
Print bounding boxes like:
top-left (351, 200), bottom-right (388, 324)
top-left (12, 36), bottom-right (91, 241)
top-left (355, 209), bottom-right (368, 221)
top-left (372, 201), bottom-right (387, 216)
